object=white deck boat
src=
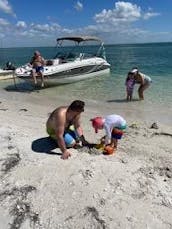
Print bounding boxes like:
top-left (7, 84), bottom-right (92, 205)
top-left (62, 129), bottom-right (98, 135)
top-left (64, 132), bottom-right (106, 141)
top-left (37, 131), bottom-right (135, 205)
top-left (15, 36), bottom-right (110, 86)
top-left (0, 69), bottom-right (14, 80)
top-left (0, 62), bottom-right (16, 80)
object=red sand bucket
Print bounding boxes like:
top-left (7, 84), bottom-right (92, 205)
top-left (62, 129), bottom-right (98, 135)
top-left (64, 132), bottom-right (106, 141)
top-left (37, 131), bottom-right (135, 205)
top-left (103, 145), bottom-right (115, 155)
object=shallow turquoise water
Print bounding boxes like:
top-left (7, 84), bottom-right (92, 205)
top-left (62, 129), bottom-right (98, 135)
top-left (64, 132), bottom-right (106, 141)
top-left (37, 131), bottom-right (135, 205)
top-left (0, 43), bottom-right (172, 124)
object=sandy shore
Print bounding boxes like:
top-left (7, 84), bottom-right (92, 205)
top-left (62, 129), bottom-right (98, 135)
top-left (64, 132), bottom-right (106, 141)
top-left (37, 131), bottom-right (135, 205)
top-left (0, 88), bottom-right (172, 229)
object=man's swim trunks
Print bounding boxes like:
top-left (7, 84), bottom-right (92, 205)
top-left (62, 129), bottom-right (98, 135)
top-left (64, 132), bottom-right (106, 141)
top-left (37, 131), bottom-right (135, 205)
top-left (47, 126), bottom-right (78, 146)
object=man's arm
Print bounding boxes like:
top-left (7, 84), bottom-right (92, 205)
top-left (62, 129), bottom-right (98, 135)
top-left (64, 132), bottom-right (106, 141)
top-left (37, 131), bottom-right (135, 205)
top-left (55, 112), bottom-right (71, 159)
top-left (41, 56), bottom-right (46, 66)
top-left (29, 57), bottom-right (34, 66)
top-left (104, 124), bottom-right (111, 145)
top-left (73, 114), bottom-right (83, 136)
top-left (74, 115), bottom-right (90, 146)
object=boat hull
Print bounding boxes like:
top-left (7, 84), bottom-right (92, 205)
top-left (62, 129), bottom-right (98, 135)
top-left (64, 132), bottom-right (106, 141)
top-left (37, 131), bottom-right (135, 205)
top-left (16, 57), bottom-right (111, 86)
top-left (15, 36), bottom-right (111, 87)
top-left (18, 68), bottom-right (110, 86)
top-left (0, 70), bottom-right (15, 80)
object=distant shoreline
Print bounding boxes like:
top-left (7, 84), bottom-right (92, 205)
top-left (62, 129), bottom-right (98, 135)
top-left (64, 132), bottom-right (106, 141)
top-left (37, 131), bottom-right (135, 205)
top-left (1, 41), bottom-right (172, 49)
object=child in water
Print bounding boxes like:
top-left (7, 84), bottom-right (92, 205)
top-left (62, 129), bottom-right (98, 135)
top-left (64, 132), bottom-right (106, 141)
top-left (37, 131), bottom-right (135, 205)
top-left (125, 72), bottom-right (135, 101)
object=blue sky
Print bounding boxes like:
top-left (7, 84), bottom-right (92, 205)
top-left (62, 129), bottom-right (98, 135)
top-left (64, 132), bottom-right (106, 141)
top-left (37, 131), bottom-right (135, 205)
top-left (0, 0), bottom-right (172, 47)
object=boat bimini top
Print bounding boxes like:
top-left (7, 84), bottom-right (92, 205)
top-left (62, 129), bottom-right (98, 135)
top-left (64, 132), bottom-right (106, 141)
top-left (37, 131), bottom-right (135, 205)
top-left (56, 36), bottom-right (103, 45)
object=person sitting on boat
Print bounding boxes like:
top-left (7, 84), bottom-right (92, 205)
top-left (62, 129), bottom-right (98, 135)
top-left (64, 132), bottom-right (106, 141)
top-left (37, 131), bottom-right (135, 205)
top-left (30, 50), bottom-right (46, 87)
top-left (46, 100), bottom-right (90, 160)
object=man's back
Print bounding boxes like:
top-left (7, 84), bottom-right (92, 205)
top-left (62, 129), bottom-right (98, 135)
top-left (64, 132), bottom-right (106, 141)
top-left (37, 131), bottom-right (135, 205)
top-left (46, 106), bottom-right (67, 130)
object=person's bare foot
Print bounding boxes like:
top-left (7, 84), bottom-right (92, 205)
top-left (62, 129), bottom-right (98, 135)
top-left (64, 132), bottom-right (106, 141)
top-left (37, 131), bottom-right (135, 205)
top-left (34, 80), bottom-right (38, 85)
top-left (41, 82), bottom-right (45, 87)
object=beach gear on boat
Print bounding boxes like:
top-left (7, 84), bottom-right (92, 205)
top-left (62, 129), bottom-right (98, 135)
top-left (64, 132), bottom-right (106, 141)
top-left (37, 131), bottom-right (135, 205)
top-left (90, 116), bottom-right (104, 133)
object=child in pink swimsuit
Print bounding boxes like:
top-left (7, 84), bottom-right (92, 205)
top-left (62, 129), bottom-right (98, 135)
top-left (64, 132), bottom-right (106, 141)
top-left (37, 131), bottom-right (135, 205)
top-left (125, 72), bottom-right (135, 101)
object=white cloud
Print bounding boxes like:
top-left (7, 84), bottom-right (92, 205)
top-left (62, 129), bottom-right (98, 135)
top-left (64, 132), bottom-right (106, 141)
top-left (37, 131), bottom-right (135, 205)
top-left (30, 23), bottom-right (51, 32)
top-left (0, 1), bottom-right (165, 47)
top-left (74, 1), bottom-right (83, 11)
top-left (0, 17), bottom-right (9, 26)
top-left (143, 12), bottom-right (160, 20)
top-left (86, 1), bottom-right (162, 44)
top-left (0, 0), bottom-right (15, 16)
top-left (16, 21), bottom-right (27, 29)
top-left (30, 23), bottom-right (62, 33)
top-left (49, 22), bottom-right (61, 31)
top-left (94, 1), bottom-right (141, 24)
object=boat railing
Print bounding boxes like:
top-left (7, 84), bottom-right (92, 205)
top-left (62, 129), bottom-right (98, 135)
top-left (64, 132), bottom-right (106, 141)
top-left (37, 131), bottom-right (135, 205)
top-left (53, 49), bottom-right (104, 63)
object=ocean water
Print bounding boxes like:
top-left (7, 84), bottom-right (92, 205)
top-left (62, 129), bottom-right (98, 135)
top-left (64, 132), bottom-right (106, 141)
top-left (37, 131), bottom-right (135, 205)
top-left (0, 43), bottom-right (172, 125)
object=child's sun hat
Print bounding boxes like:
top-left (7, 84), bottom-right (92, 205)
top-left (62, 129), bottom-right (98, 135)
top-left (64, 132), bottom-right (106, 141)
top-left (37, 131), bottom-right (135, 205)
top-left (90, 116), bottom-right (104, 133)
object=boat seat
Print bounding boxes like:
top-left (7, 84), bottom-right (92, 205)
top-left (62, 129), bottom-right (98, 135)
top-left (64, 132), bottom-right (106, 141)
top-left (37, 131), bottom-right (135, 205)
top-left (67, 52), bottom-right (76, 59)
top-left (46, 60), bottom-right (53, 66)
top-left (53, 59), bottom-right (60, 65)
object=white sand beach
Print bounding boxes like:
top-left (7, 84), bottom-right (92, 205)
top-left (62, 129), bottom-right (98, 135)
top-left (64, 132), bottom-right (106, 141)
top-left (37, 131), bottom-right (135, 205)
top-left (0, 88), bottom-right (172, 229)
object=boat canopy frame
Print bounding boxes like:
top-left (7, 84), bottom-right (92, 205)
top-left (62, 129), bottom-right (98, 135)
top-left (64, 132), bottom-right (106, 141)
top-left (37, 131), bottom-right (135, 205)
top-left (55, 36), bottom-right (106, 60)
top-left (56, 36), bottom-right (102, 45)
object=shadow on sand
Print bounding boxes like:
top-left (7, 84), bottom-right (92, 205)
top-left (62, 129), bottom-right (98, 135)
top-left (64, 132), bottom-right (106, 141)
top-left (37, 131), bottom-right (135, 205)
top-left (107, 98), bottom-right (140, 103)
top-left (4, 81), bottom-right (63, 93)
top-left (31, 137), bottom-right (61, 156)
top-left (4, 82), bottom-right (40, 93)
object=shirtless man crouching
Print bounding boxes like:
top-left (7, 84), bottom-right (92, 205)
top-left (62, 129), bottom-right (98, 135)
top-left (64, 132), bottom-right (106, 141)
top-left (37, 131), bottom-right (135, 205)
top-left (46, 100), bottom-right (90, 159)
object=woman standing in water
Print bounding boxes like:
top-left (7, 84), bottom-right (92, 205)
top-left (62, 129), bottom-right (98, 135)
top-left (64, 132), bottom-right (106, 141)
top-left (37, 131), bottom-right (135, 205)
top-left (131, 67), bottom-right (152, 100)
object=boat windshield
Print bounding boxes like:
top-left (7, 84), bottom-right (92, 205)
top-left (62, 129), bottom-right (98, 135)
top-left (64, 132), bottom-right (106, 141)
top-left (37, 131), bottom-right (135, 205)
top-left (54, 36), bottom-right (106, 61)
